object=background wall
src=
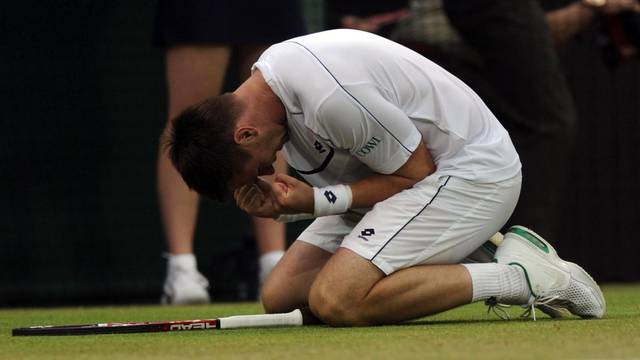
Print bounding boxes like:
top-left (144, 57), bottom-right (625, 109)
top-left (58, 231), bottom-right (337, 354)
top-left (557, 27), bottom-right (640, 282)
top-left (1, 0), bottom-right (638, 307)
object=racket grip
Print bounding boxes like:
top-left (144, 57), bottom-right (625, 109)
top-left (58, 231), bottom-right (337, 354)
top-left (218, 309), bottom-right (303, 329)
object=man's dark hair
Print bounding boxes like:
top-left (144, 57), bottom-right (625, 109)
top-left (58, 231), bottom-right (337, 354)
top-left (165, 93), bottom-right (249, 201)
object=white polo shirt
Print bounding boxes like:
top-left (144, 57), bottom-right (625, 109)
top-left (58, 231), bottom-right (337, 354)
top-left (252, 29), bottom-right (520, 188)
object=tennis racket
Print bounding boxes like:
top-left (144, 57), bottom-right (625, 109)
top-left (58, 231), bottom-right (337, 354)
top-left (12, 309), bottom-right (304, 336)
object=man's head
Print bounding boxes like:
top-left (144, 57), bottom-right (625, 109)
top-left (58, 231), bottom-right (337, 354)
top-left (166, 91), bottom-right (288, 201)
top-left (166, 93), bottom-right (246, 201)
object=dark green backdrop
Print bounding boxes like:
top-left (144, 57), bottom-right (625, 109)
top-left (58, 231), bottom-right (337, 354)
top-left (1, 1), bottom-right (638, 307)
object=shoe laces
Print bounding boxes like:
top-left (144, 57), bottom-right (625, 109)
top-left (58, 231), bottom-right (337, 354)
top-left (485, 297), bottom-right (512, 320)
top-left (486, 296), bottom-right (568, 321)
top-left (520, 296), bottom-right (557, 321)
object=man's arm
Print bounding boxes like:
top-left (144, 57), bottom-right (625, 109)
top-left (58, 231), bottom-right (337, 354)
top-left (262, 139), bottom-right (434, 215)
top-left (349, 139), bottom-right (434, 209)
top-left (234, 140), bottom-right (434, 217)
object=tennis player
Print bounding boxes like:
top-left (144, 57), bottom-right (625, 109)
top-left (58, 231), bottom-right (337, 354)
top-left (167, 29), bottom-right (605, 326)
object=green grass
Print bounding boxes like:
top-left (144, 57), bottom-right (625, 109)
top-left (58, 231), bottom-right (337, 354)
top-left (2, 284), bottom-right (639, 360)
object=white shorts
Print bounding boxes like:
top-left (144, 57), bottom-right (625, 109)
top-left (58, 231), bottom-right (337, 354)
top-left (298, 172), bottom-right (522, 275)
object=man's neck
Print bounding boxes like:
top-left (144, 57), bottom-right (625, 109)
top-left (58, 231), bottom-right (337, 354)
top-left (234, 71), bottom-right (285, 128)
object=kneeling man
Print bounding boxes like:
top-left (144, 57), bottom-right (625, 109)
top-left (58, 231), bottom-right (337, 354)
top-left (167, 29), bottom-right (604, 325)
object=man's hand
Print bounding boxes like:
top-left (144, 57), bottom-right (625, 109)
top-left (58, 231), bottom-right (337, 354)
top-left (234, 175), bottom-right (314, 218)
top-left (234, 178), bottom-right (280, 218)
top-left (271, 174), bottom-right (315, 214)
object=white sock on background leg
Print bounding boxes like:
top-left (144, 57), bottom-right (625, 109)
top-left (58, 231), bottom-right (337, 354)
top-left (258, 250), bottom-right (285, 285)
top-left (167, 253), bottom-right (197, 271)
top-left (462, 263), bottom-right (531, 304)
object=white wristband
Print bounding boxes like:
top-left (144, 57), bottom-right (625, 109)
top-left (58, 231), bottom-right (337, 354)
top-left (313, 184), bottom-right (352, 217)
top-left (275, 213), bottom-right (315, 223)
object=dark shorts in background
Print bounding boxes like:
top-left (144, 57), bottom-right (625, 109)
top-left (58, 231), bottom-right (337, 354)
top-left (153, 0), bottom-right (307, 47)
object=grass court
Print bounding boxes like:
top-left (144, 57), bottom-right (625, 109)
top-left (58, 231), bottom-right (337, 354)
top-left (2, 284), bottom-right (639, 359)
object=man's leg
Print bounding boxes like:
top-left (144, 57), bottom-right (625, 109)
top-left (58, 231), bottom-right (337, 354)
top-left (261, 240), bottom-right (333, 313)
top-left (308, 248), bottom-right (530, 326)
top-left (309, 248), bottom-right (469, 325)
top-left (160, 45), bottom-right (231, 254)
top-left (262, 175), bottom-right (533, 325)
top-left (304, 174), bottom-right (528, 325)
top-left (160, 44), bottom-right (289, 303)
top-left (159, 45), bottom-right (230, 304)
top-left (260, 220), bottom-right (527, 326)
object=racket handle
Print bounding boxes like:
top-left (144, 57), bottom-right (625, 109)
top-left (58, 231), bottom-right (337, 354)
top-left (218, 309), bottom-right (303, 329)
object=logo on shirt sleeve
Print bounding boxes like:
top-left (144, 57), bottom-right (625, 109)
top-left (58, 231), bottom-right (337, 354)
top-left (355, 136), bottom-right (382, 157)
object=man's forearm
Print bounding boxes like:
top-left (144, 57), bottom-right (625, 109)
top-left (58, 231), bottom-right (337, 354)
top-left (268, 141), bottom-right (434, 216)
top-left (348, 173), bottom-right (419, 209)
top-left (349, 139), bottom-right (434, 209)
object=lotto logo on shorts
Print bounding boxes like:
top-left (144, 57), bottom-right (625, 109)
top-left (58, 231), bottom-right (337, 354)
top-left (324, 191), bottom-right (337, 204)
top-left (358, 228), bottom-right (375, 241)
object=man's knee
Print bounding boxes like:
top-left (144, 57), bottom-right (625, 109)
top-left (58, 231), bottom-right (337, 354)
top-left (260, 277), bottom-right (295, 314)
top-left (308, 279), bottom-right (371, 327)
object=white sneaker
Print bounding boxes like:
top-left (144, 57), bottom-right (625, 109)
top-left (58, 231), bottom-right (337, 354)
top-left (494, 225), bottom-right (606, 319)
top-left (161, 267), bottom-right (211, 305)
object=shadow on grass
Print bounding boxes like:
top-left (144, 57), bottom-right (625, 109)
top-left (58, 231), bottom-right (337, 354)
top-left (292, 316), bottom-right (584, 332)
top-left (400, 316), bottom-right (581, 327)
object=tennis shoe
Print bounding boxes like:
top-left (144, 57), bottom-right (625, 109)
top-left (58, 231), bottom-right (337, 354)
top-left (161, 267), bottom-right (211, 305)
top-left (493, 225), bottom-right (605, 319)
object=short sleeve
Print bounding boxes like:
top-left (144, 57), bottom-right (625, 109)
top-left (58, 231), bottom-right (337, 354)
top-left (316, 88), bottom-right (422, 174)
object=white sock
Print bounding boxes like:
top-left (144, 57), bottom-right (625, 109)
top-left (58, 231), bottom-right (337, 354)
top-left (258, 250), bottom-right (285, 285)
top-left (462, 263), bottom-right (531, 304)
top-left (167, 253), bottom-right (197, 272)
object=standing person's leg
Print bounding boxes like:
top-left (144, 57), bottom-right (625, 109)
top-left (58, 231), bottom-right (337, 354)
top-left (238, 45), bottom-right (289, 286)
top-left (159, 45), bottom-right (231, 304)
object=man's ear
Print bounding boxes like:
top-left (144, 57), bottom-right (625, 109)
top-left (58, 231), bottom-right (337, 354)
top-left (234, 126), bottom-right (258, 145)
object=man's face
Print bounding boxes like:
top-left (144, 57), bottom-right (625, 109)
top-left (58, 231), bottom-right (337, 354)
top-left (229, 123), bottom-right (288, 190)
